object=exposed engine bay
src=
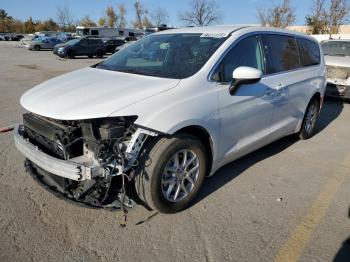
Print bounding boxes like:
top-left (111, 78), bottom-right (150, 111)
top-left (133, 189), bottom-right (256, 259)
top-left (20, 113), bottom-right (157, 209)
top-left (326, 65), bottom-right (350, 98)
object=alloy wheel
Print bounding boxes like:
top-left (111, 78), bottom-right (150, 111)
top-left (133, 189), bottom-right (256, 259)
top-left (161, 150), bottom-right (200, 203)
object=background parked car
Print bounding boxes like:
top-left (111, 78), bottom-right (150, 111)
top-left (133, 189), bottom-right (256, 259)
top-left (20, 35), bottom-right (38, 47)
top-left (103, 38), bottom-right (127, 53)
top-left (56, 32), bottom-right (74, 42)
top-left (6, 34), bottom-right (24, 41)
top-left (54, 37), bottom-right (105, 58)
top-left (321, 39), bottom-right (350, 100)
top-left (0, 33), bottom-right (6, 41)
top-left (114, 40), bottom-right (136, 52)
top-left (27, 37), bottom-right (63, 51)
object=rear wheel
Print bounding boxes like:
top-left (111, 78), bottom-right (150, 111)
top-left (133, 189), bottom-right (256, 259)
top-left (299, 98), bottom-right (320, 140)
top-left (135, 134), bottom-right (207, 213)
top-left (33, 45), bottom-right (40, 51)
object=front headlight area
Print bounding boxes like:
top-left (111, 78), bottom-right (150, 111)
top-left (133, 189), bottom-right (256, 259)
top-left (57, 47), bottom-right (65, 53)
top-left (22, 113), bottom-right (158, 209)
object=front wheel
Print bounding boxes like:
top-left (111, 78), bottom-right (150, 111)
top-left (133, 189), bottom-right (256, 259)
top-left (96, 50), bottom-right (104, 58)
top-left (66, 50), bottom-right (75, 59)
top-left (135, 134), bottom-right (208, 213)
top-left (33, 45), bottom-right (40, 51)
top-left (299, 98), bottom-right (320, 140)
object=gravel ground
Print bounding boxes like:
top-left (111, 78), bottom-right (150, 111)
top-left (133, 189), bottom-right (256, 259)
top-left (0, 41), bottom-right (350, 262)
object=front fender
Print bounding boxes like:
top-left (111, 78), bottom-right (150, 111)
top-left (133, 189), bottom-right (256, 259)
top-left (111, 81), bottom-right (222, 166)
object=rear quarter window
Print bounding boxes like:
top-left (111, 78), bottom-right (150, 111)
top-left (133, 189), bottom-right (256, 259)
top-left (297, 38), bottom-right (320, 67)
top-left (263, 34), bottom-right (300, 74)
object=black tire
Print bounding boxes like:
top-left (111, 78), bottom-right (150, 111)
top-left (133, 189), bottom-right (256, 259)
top-left (88, 54), bottom-right (93, 58)
top-left (33, 45), bottom-right (40, 51)
top-left (66, 50), bottom-right (75, 59)
top-left (96, 50), bottom-right (104, 58)
top-left (135, 133), bottom-right (208, 213)
top-left (299, 98), bottom-right (320, 140)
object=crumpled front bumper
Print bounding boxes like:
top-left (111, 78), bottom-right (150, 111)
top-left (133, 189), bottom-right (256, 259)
top-left (326, 82), bottom-right (350, 98)
top-left (13, 125), bottom-right (104, 181)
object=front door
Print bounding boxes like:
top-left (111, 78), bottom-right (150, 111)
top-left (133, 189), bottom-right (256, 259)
top-left (213, 34), bottom-right (275, 165)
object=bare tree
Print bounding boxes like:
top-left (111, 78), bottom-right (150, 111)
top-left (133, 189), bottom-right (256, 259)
top-left (257, 0), bottom-right (295, 28)
top-left (305, 0), bottom-right (328, 34)
top-left (151, 7), bottom-right (169, 27)
top-left (0, 9), bottom-right (12, 20)
top-left (328, 0), bottom-right (349, 34)
top-left (56, 6), bottom-right (74, 30)
top-left (133, 1), bottom-right (151, 28)
top-left (79, 15), bottom-right (97, 27)
top-left (305, 0), bottom-right (349, 35)
top-left (117, 4), bottom-right (127, 28)
top-left (179, 0), bottom-right (221, 26)
top-left (105, 6), bottom-right (117, 28)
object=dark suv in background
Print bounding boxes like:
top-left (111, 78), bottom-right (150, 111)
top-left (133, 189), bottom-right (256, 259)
top-left (54, 37), bottom-right (105, 59)
top-left (103, 38), bottom-right (127, 53)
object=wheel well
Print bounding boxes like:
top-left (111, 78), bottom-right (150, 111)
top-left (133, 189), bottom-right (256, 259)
top-left (175, 126), bottom-right (213, 174)
top-left (312, 92), bottom-right (321, 104)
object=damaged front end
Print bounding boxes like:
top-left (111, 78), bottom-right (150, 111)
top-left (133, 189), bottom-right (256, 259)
top-left (14, 113), bottom-right (157, 210)
top-left (326, 65), bottom-right (350, 99)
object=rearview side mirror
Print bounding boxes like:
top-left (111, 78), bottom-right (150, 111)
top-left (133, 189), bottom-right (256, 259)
top-left (229, 66), bottom-right (262, 96)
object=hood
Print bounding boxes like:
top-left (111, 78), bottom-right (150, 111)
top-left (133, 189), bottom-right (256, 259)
top-left (325, 55), bottom-right (350, 68)
top-left (20, 67), bottom-right (180, 120)
top-left (54, 43), bottom-right (66, 49)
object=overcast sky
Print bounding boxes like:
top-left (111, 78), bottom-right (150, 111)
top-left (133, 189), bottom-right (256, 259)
top-left (1, 0), bottom-right (314, 26)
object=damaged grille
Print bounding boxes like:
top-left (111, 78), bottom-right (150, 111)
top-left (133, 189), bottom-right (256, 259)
top-left (23, 113), bottom-right (83, 159)
top-left (19, 112), bottom-right (156, 211)
top-left (326, 65), bottom-right (350, 80)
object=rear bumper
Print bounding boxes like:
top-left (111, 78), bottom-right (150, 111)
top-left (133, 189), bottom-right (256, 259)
top-left (14, 125), bottom-right (104, 181)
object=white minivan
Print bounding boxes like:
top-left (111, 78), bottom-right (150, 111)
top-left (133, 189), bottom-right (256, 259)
top-left (15, 26), bottom-right (326, 213)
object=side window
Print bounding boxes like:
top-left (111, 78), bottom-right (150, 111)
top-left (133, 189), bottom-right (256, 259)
top-left (91, 30), bottom-right (99, 36)
top-left (88, 39), bottom-right (100, 45)
top-left (297, 38), bottom-right (320, 67)
top-left (80, 39), bottom-right (88, 46)
top-left (262, 35), bottom-right (300, 74)
top-left (211, 35), bottom-right (264, 82)
top-left (83, 29), bottom-right (89, 36)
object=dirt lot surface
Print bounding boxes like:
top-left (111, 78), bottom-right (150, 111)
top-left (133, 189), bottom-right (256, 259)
top-left (0, 41), bottom-right (350, 262)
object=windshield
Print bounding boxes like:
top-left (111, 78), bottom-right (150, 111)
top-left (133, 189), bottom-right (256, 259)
top-left (96, 33), bottom-right (228, 79)
top-left (33, 36), bottom-right (45, 42)
top-left (66, 39), bottom-right (80, 45)
top-left (321, 41), bottom-right (350, 57)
